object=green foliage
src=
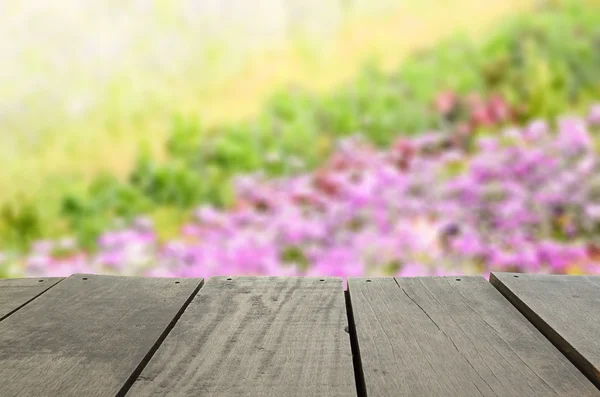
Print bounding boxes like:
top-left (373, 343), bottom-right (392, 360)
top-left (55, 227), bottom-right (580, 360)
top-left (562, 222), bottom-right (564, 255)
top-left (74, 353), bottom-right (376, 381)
top-left (475, 1), bottom-right (600, 119)
top-left (60, 173), bottom-right (153, 248)
top-left (130, 157), bottom-right (205, 207)
top-left (0, 200), bottom-right (42, 251)
top-left (166, 114), bottom-right (204, 162)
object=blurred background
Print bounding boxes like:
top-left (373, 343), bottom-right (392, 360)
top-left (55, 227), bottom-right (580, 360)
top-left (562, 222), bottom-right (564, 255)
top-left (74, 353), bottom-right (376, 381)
top-left (0, 0), bottom-right (599, 279)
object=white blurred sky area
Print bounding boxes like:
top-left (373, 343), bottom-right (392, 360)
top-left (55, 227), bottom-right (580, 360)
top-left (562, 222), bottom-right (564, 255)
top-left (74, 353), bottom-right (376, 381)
top-left (0, 0), bottom-right (399, 127)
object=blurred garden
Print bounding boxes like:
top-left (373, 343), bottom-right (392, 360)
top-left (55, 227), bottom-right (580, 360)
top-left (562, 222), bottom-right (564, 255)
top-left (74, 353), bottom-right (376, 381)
top-left (0, 0), bottom-right (599, 279)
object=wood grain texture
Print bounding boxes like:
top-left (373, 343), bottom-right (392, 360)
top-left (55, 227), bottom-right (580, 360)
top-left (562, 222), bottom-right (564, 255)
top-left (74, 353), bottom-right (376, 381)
top-left (491, 272), bottom-right (600, 387)
top-left (0, 277), bottom-right (63, 321)
top-left (0, 273), bottom-right (202, 397)
top-left (127, 277), bottom-right (356, 397)
top-left (348, 276), bottom-right (599, 396)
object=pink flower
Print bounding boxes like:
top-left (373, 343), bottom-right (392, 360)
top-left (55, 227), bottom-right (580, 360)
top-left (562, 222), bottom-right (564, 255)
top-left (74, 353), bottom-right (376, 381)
top-left (557, 117), bottom-right (592, 153)
top-left (587, 103), bottom-right (600, 126)
top-left (32, 240), bottom-right (54, 254)
top-left (585, 204), bottom-right (600, 220)
top-left (397, 263), bottom-right (426, 278)
top-left (434, 90), bottom-right (458, 115)
top-left (13, 110), bottom-right (600, 280)
top-left (488, 95), bottom-right (511, 122)
top-left (96, 251), bottom-right (124, 269)
top-left (451, 232), bottom-right (485, 257)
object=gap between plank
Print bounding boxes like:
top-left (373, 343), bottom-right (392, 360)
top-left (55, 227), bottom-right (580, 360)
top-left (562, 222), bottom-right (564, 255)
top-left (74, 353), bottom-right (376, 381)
top-left (345, 288), bottom-right (368, 397)
top-left (116, 278), bottom-right (206, 397)
top-left (489, 274), bottom-right (600, 390)
top-left (0, 277), bottom-right (66, 323)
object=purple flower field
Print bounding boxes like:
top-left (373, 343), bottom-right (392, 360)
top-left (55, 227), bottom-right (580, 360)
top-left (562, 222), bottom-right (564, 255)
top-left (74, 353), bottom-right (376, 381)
top-left (9, 104), bottom-right (600, 280)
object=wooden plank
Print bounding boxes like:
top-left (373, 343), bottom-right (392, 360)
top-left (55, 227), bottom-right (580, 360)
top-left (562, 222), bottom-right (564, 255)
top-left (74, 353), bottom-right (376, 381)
top-left (0, 273), bottom-right (202, 397)
top-left (0, 277), bottom-right (63, 321)
top-left (127, 277), bottom-right (356, 397)
top-left (491, 272), bottom-right (600, 387)
top-left (348, 276), bottom-right (599, 396)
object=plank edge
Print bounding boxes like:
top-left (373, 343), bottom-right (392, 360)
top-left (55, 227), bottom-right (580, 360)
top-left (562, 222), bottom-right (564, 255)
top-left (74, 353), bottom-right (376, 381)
top-left (345, 285), bottom-right (366, 397)
top-left (489, 272), bottom-right (600, 388)
top-left (0, 277), bottom-right (65, 322)
top-left (116, 277), bottom-right (205, 397)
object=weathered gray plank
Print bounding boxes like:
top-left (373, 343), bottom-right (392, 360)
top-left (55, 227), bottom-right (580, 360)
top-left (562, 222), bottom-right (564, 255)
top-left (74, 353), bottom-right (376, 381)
top-left (0, 273), bottom-right (202, 397)
top-left (127, 277), bottom-right (356, 397)
top-left (348, 276), bottom-right (599, 396)
top-left (0, 277), bottom-right (63, 321)
top-left (491, 272), bottom-right (600, 387)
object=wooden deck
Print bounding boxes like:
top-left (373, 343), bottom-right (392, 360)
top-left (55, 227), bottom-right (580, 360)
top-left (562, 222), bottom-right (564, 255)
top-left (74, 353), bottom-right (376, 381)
top-left (0, 273), bottom-right (599, 396)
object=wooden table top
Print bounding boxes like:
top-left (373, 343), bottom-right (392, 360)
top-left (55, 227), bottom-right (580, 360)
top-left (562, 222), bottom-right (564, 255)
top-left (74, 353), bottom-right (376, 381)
top-left (0, 273), bottom-right (599, 396)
